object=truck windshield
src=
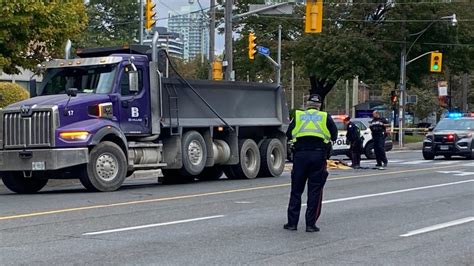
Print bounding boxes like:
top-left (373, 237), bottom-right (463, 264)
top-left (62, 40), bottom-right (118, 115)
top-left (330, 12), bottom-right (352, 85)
top-left (435, 119), bottom-right (474, 131)
top-left (39, 64), bottom-right (117, 96)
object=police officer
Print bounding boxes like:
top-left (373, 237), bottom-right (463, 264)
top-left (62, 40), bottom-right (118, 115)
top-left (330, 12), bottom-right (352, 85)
top-left (284, 94), bottom-right (338, 232)
top-left (369, 111), bottom-right (389, 169)
top-left (343, 117), bottom-right (362, 169)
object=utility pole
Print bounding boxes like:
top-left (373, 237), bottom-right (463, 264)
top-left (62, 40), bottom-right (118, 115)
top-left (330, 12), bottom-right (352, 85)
top-left (291, 60), bottom-right (295, 109)
top-left (224, 0), bottom-right (233, 81)
top-left (139, 0), bottom-right (144, 44)
top-left (208, 0), bottom-right (216, 80)
top-left (345, 80), bottom-right (349, 115)
top-left (398, 42), bottom-right (406, 147)
top-left (277, 25), bottom-right (282, 87)
top-left (352, 76), bottom-right (359, 118)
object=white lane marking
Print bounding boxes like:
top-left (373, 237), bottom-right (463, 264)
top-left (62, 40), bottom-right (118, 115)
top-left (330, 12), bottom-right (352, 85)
top-left (465, 162), bottom-right (474, 167)
top-left (433, 161), bottom-right (457, 165)
top-left (83, 215), bottom-right (224, 236)
top-left (400, 217), bottom-right (474, 237)
top-left (437, 171), bottom-right (474, 176)
top-left (402, 160), bottom-right (431, 165)
top-left (299, 179), bottom-right (474, 207)
top-left (235, 201), bottom-right (254, 204)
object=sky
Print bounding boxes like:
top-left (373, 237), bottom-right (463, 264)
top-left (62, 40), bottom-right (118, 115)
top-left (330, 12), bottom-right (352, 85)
top-left (155, 0), bottom-right (225, 54)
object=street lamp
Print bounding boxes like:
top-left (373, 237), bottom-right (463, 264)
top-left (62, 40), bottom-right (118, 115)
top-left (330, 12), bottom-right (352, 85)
top-left (397, 14), bottom-right (457, 147)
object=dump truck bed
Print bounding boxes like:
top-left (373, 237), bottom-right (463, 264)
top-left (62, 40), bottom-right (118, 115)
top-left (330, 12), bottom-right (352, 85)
top-left (160, 78), bottom-right (289, 130)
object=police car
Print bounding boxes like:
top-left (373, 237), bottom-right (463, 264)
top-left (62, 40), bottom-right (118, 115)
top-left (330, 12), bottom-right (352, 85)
top-left (422, 113), bottom-right (474, 160)
top-left (331, 116), bottom-right (393, 159)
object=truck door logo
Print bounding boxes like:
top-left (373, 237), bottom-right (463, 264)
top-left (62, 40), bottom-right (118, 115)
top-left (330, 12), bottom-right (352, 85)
top-left (131, 107), bottom-right (139, 118)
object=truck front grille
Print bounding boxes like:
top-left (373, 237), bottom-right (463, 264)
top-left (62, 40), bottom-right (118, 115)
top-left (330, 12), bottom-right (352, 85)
top-left (3, 111), bottom-right (53, 148)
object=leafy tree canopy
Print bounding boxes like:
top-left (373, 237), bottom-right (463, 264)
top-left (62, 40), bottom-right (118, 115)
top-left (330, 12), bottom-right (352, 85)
top-left (232, 1), bottom-right (474, 101)
top-left (0, 1), bottom-right (87, 74)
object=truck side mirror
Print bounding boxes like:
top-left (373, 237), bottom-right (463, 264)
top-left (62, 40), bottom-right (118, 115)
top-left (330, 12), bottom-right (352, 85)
top-left (129, 71), bottom-right (139, 93)
top-left (66, 88), bottom-right (78, 97)
top-left (29, 79), bottom-right (37, 97)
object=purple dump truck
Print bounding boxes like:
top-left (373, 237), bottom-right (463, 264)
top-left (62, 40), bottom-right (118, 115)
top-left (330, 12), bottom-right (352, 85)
top-left (0, 34), bottom-right (289, 193)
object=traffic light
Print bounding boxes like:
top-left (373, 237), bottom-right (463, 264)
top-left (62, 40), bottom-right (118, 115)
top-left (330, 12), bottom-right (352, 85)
top-left (212, 61), bottom-right (223, 80)
top-left (305, 0), bottom-right (323, 33)
top-left (390, 90), bottom-right (398, 104)
top-left (145, 0), bottom-right (156, 30)
top-left (248, 32), bottom-right (257, 60)
top-left (430, 52), bottom-right (443, 72)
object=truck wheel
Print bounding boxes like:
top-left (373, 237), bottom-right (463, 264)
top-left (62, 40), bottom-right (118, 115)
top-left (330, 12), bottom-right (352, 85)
top-left (1, 172), bottom-right (48, 194)
top-left (423, 152), bottom-right (435, 160)
top-left (80, 141), bottom-right (127, 192)
top-left (364, 142), bottom-right (376, 159)
top-left (181, 131), bottom-right (207, 176)
top-left (258, 138), bottom-right (285, 177)
top-left (228, 139), bottom-right (261, 179)
top-left (196, 166), bottom-right (224, 181)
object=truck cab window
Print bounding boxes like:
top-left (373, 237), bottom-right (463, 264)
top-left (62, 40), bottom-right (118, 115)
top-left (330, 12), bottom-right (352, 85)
top-left (120, 68), bottom-right (143, 96)
top-left (39, 64), bottom-right (117, 96)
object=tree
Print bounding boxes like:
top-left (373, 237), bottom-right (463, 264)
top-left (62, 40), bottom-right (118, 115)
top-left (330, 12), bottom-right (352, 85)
top-left (231, 1), bottom-right (474, 105)
top-left (78, 0), bottom-right (140, 48)
top-left (0, 1), bottom-right (87, 74)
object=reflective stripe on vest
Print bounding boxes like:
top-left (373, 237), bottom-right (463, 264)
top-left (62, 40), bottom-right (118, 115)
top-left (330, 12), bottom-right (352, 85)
top-left (291, 109), bottom-right (331, 143)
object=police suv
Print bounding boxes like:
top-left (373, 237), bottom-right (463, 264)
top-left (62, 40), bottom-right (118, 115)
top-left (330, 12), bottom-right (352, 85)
top-left (331, 117), bottom-right (393, 159)
top-left (422, 113), bottom-right (474, 160)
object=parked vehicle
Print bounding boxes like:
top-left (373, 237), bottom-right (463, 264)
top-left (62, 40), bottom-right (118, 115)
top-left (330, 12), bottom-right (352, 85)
top-left (0, 35), bottom-right (289, 193)
top-left (422, 113), bottom-right (474, 160)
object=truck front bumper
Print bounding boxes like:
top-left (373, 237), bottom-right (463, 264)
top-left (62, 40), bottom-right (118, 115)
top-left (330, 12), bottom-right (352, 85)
top-left (0, 148), bottom-right (89, 171)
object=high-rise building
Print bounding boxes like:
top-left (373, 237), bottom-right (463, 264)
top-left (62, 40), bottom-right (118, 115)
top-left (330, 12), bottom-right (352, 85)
top-left (168, 5), bottom-right (209, 60)
top-left (144, 27), bottom-right (185, 59)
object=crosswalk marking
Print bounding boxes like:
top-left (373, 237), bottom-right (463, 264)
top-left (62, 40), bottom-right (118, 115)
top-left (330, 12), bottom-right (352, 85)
top-left (356, 159), bottom-right (473, 166)
top-left (464, 162), bottom-right (474, 167)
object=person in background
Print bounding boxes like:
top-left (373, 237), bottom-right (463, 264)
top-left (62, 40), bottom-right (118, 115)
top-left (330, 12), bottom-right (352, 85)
top-left (369, 111), bottom-right (389, 169)
top-left (344, 117), bottom-right (362, 169)
top-left (284, 94), bottom-right (338, 232)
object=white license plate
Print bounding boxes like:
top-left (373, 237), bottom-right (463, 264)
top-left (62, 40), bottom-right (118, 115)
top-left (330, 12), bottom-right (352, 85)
top-left (32, 161), bottom-right (45, 170)
top-left (439, 145), bottom-right (449, 151)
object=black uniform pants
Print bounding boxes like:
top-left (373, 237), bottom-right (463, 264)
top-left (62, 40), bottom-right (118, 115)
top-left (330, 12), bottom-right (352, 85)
top-left (350, 140), bottom-right (362, 167)
top-left (373, 135), bottom-right (388, 166)
top-left (287, 150), bottom-right (328, 227)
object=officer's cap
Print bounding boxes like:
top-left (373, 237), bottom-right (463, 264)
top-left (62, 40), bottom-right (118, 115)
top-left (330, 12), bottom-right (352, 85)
top-left (308, 94), bottom-right (322, 103)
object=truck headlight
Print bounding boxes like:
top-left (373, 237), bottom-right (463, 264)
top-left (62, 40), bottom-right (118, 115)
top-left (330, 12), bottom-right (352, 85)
top-left (59, 131), bottom-right (90, 141)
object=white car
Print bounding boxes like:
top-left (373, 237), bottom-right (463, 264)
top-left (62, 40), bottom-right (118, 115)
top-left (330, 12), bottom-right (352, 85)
top-left (331, 117), bottom-right (393, 159)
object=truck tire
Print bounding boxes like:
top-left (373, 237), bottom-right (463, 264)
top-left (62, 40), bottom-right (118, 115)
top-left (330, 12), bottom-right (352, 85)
top-left (364, 141), bottom-right (376, 159)
top-left (80, 141), bottom-right (127, 192)
top-left (258, 138), bottom-right (285, 177)
top-left (196, 166), bottom-right (224, 181)
top-left (228, 139), bottom-right (261, 179)
top-left (1, 172), bottom-right (48, 194)
top-left (181, 131), bottom-right (207, 176)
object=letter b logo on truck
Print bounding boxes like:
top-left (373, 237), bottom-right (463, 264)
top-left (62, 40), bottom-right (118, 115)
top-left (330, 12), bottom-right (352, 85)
top-left (131, 107), bottom-right (139, 118)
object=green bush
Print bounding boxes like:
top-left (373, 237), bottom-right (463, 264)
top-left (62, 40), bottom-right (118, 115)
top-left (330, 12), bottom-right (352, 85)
top-left (0, 82), bottom-right (29, 108)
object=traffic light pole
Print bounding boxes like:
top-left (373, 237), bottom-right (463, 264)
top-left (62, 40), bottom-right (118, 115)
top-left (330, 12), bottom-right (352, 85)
top-left (139, 0), bottom-right (144, 45)
top-left (398, 44), bottom-right (406, 148)
top-left (224, 0), bottom-right (233, 81)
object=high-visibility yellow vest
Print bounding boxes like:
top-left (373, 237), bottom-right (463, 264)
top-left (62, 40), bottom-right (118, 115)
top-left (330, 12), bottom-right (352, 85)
top-left (292, 109), bottom-right (331, 143)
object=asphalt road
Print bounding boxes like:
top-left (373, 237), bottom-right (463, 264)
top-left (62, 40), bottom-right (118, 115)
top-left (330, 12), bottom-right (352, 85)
top-left (1, 150), bottom-right (473, 265)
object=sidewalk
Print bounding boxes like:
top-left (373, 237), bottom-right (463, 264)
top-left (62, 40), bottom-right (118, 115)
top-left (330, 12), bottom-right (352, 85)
top-left (392, 141), bottom-right (423, 150)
